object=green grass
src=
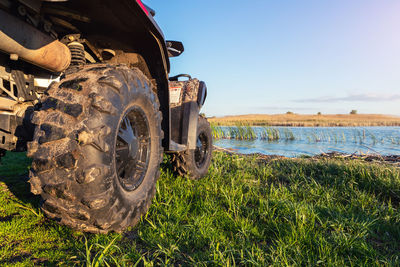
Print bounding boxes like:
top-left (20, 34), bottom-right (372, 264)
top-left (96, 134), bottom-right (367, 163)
top-left (0, 151), bottom-right (399, 266)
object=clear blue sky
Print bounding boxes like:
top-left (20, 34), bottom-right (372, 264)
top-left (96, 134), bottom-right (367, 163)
top-left (146, 0), bottom-right (400, 116)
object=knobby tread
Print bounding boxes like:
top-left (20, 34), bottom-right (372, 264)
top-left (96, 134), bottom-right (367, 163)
top-left (28, 64), bottom-right (163, 233)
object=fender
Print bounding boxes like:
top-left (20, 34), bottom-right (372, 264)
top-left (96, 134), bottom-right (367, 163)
top-left (41, 0), bottom-right (172, 148)
top-left (169, 78), bottom-right (207, 150)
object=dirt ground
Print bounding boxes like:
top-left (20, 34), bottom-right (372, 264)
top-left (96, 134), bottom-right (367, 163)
top-left (213, 145), bottom-right (400, 167)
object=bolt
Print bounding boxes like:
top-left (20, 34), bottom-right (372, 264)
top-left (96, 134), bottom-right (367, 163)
top-left (18, 5), bottom-right (26, 16)
top-left (44, 21), bottom-right (52, 32)
top-left (10, 54), bottom-right (19, 61)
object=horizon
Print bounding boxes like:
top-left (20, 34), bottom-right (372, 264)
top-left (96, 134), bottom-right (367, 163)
top-left (211, 112), bottom-right (400, 118)
top-left (146, 0), bottom-right (400, 117)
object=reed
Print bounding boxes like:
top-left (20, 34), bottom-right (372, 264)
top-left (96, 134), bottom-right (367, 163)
top-left (260, 127), bottom-right (281, 141)
top-left (212, 126), bottom-right (400, 147)
top-left (212, 125), bottom-right (257, 140)
top-left (211, 125), bottom-right (225, 139)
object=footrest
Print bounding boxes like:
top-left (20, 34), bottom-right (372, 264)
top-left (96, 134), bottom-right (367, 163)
top-left (169, 140), bottom-right (187, 152)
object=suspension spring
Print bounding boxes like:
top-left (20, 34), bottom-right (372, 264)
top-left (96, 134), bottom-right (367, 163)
top-left (67, 42), bottom-right (85, 66)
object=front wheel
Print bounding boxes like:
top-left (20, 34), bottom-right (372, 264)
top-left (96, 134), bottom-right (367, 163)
top-left (172, 116), bottom-right (212, 180)
top-left (28, 65), bottom-right (163, 233)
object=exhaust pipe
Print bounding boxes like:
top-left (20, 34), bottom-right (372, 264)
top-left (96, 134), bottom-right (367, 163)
top-left (0, 9), bottom-right (71, 72)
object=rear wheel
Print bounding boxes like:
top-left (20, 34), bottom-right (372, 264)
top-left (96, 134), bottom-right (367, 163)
top-left (172, 116), bottom-right (212, 180)
top-left (28, 64), bottom-right (163, 233)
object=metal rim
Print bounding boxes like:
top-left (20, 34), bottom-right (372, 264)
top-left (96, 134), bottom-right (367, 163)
top-left (115, 106), bottom-right (151, 192)
top-left (195, 131), bottom-right (209, 169)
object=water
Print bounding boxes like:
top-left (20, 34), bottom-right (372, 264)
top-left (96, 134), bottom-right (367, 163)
top-left (213, 126), bottom-right (400, 157)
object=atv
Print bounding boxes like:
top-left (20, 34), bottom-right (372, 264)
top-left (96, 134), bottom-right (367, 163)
top-left (0, 0), bottom-right (212, 233)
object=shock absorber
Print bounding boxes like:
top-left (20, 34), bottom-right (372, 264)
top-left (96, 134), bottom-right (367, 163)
top-left (67, 42), bottom-right (86, 66)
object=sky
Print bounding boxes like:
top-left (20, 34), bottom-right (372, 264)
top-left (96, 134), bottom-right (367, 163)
top-left (145, 0), bottom-right (400, 117)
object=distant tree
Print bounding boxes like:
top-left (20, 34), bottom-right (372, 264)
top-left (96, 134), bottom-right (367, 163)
top-left (350, 110), bottom-right (358, 115)
top-left (317, 112), bottom-right (322, 115)
top-left (286, 111), bottom-right (294, 115)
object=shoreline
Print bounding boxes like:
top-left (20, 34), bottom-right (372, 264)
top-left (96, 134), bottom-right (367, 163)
top-left (213, 145), bottom-right (400, 167)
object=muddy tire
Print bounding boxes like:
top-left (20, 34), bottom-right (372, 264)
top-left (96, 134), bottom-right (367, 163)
top-left (171, 116), bottom-right (212, 180)
top-left (27, 64), bottom-right (163, 233)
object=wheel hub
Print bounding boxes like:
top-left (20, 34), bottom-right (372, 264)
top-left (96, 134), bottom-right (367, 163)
top-left (128, 138), bottom-right (139, 159)
top-left (195, 131), bottom-right (209, 169)
top-left (118, 117), bottom-right (140, 159)
top-left (116, 107), bottom-right (151, 192)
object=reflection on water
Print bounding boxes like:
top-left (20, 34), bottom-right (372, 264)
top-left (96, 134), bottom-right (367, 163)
top-left (213, 126), bottom-right (400, 157)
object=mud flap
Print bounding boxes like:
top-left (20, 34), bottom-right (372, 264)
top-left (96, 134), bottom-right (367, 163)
top-left (186, 102), bottom-right (199, 150)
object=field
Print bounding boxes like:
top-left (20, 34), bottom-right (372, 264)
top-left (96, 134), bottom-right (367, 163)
top-left (1, 151), bottom-right (400, 266)
top-left (209, 114), bottom-right (400, 127)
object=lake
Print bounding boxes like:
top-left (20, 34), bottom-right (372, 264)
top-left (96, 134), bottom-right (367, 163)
top-left (212, 126), bottom-right (400, 157)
